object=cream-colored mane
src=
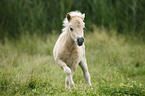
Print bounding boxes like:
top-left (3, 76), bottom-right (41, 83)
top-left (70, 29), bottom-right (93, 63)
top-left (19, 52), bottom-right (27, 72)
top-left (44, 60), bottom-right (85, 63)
top-left (62, 11), bottom-right (85, 33)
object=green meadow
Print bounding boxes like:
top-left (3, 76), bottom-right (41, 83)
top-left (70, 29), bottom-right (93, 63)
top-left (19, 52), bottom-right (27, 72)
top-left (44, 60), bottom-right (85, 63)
top-left (0, 28), bottom-right (145, 95)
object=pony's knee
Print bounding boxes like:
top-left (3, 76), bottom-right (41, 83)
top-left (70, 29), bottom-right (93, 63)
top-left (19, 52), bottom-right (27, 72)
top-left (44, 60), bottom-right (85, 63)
top-left (83, 71), bottom-right (90, 79)
top-left (64, 67), bottom-right (71, 76)
top-left (82, 68), bottom-right (89, 75)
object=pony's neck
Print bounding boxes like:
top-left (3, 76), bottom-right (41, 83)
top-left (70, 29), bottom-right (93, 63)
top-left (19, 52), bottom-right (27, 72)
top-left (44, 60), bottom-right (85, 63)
top-left (66, 30), bottom-right (74, 44)
top-left (65, 30), bottom-right (77, 50)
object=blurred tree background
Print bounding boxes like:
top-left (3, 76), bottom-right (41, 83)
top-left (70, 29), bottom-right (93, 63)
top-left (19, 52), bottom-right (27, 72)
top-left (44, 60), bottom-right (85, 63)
top-left (0, 0), bottom-right (145, 40)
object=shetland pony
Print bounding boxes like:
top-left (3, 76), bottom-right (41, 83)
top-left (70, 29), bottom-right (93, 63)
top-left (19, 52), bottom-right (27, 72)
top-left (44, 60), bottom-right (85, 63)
top-left (53, 11), bottom-right (91, 88)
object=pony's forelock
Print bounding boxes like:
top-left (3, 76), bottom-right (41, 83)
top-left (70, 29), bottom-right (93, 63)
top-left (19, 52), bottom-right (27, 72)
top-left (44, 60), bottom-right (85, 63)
top-left (62, 11), bottom-right (85, 33)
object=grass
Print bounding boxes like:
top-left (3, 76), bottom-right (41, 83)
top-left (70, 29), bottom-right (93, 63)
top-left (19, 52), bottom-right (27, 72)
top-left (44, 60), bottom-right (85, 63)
top-left (0, 28), bottom-right (145, 95)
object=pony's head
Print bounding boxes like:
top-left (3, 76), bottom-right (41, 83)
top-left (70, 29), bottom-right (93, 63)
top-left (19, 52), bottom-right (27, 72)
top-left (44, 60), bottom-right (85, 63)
top-left (63, 11), bottom-right (85, 46)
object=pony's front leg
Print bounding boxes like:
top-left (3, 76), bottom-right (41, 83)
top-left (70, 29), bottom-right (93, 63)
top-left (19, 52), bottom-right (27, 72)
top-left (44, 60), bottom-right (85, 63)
top-left (79, 57), bottom-right (92, 86)
top-left (56, 59), bottom-right (75, 89)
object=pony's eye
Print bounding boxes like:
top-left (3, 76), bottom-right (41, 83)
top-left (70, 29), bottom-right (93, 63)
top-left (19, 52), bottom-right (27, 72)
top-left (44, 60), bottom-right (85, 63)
top-left (70, 27), bottom-right (73, 31)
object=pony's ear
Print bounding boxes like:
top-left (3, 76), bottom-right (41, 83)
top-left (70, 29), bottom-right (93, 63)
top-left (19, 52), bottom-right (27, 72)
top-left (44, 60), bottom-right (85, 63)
top-left (81, 13), bottom-right (85, 20)
top-left (67, 13), bottom-right (71, 22)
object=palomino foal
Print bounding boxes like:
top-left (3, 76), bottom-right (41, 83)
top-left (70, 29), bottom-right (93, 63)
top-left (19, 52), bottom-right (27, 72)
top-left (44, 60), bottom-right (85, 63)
top-left (53, 11), bottom-right (91, 88)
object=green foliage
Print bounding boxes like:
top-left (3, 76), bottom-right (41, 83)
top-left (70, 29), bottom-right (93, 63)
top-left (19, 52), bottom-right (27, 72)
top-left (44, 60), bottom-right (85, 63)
top-left (0, 29), bottom-right (145, 95)
top-left (0, 0), bottom-right (145, 39)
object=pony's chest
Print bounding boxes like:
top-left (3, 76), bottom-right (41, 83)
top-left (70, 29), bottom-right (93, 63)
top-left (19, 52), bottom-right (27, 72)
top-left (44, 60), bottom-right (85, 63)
top-left (60, 45), bottom-right (82, 67)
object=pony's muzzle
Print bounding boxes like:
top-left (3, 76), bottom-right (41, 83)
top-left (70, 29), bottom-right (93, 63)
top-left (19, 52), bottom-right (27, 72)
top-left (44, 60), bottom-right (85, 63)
top-left (76, 37), bottom-right (84, 46)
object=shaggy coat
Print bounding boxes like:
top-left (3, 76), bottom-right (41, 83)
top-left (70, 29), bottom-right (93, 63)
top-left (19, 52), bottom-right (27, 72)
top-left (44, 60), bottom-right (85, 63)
top-left (53, 11), bottom-right (91, 88)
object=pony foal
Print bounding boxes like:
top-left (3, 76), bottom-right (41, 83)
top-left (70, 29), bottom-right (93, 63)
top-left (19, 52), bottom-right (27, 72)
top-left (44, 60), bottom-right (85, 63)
top-left (53, 11), bottom-right (91, 88)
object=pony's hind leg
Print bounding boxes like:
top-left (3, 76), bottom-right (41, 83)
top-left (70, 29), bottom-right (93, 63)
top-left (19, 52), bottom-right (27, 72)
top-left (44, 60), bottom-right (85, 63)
top-left (65, 77), bottom-right (70, 88)
top-left (56, 59), bottom-right (75, 88)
